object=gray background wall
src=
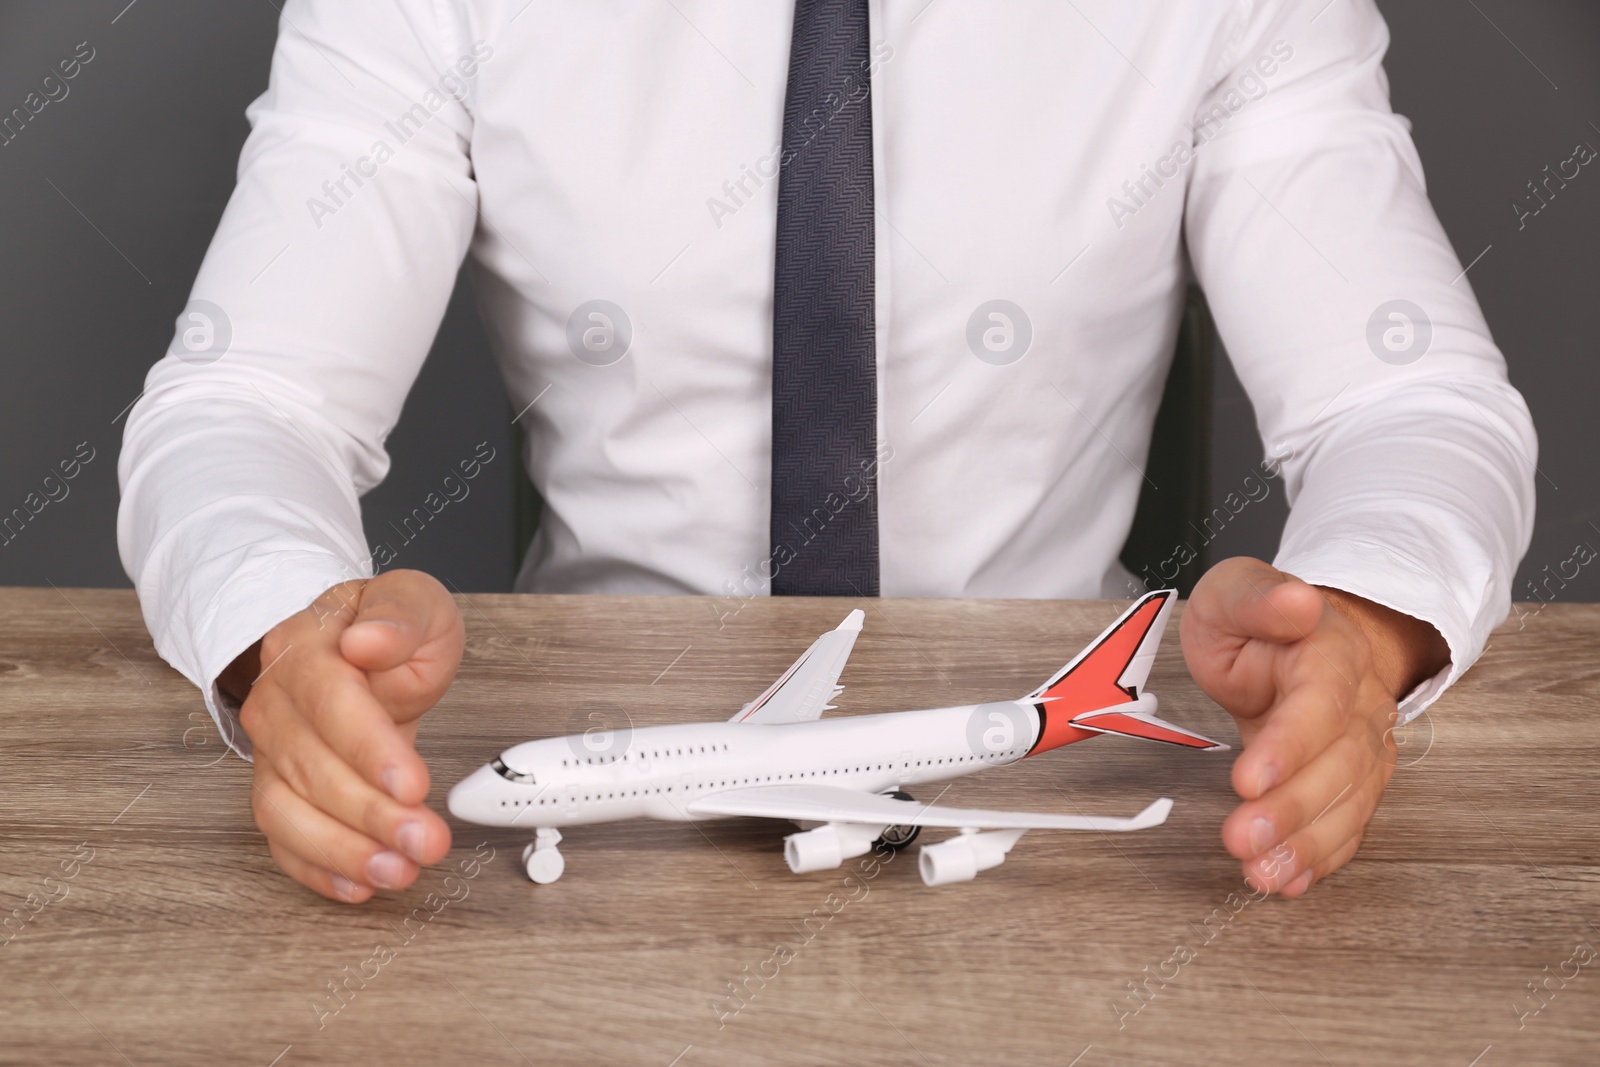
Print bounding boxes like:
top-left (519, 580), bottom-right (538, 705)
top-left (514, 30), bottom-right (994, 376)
top-left (1, 0), bottom-right (1596, 604)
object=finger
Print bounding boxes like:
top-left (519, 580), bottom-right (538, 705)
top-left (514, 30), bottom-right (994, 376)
top-left (1243, 781), bottom-right (1375, 894)
top-left (267, 713), bottom-right (452, 867)
top-left (264, 647), bottom-right (431, 804)
top-left (1282, 832), bottom-right (1366, 898)
top-left (267, 840), bottom-right (374, 905)
top-left (251, 771), bottom-right (420, 893)
top-left (1223, 730), bottom-right (1378, 860)
top-left (1230, 672), bottom-right (1358, 800)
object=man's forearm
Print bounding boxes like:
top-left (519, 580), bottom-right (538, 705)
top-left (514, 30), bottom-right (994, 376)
top-left (1318, 586), bottom-right (1450, 700)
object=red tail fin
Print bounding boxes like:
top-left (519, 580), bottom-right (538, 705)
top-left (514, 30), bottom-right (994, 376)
top-left (1023, 591), bottom-right (1226, 756)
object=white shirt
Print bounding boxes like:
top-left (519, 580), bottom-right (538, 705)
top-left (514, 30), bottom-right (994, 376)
top-left (117, 0), bottom-right (1537, 757)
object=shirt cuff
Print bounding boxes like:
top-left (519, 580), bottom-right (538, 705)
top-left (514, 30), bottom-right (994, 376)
top-left (154, 550), bottom-right (371, 761)
top-left (1273, 538), bottom-right (1489, 724)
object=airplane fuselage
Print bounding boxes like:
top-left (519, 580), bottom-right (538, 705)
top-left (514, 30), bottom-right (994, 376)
top-left (447, 697), bottom-right (1075, 830)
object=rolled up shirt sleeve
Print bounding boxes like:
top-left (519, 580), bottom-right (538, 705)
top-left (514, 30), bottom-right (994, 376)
top-left (117, 0), bottom-right (480, 756)
top-left (1183, 0), bottom-right (1538, 720)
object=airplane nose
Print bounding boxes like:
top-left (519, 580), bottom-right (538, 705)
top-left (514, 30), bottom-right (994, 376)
top-left (447, 764), bottom-right (499, 823)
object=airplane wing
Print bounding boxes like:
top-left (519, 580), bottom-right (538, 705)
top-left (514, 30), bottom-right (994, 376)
top-left (685, 782), bottom-right (1172, 832)
top-left (728, 610), bottom-right (864, 725)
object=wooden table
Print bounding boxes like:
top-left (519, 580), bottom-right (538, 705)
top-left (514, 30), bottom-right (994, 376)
top-left (2, 589), bottom-right (1597, 1066)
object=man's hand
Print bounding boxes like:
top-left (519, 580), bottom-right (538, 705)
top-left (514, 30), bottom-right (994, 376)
top-left (221, 570), bottom-right (464, 903)
top-left (1180, 557), bottom-right (1448, 898)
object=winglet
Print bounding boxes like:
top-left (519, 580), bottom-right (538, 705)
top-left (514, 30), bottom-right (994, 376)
top-left (1131, 797), bottom-right (1174, 830)
top-left (838, 609), bottom-right (864, 633)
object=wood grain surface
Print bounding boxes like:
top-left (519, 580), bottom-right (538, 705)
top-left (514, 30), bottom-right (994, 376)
top-left (1, 588), bottom-right (1597, 1066)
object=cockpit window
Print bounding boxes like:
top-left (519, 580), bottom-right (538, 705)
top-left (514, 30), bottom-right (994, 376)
top-left (491, 757), bottom-right (536, 785)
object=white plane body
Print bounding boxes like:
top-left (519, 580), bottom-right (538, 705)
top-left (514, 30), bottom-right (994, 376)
top-left (448, 590), bottom-right (1227, 887)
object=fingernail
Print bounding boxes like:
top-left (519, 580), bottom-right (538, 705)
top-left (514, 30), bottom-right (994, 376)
top-left (366, 850), bottom-right (408, 890)
top-left (1248, 817), bottom-right (1275, 854)
top-left (1286, 870), bottom-right (1314, 896)
top-left (331, 875), bottom-right (361, 901)
top-left (382, 766), bottom-right (404, 801)
top-left (355, 617), bottom-right (403, 630)
top-left (396, 821), bottom-right (426, 863)
top-left (1255, 764), bottom-right (1280, 796)
top-left (1271, 857), bottom-right (1299, 891)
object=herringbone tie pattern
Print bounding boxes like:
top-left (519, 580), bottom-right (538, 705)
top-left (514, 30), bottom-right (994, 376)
top-left (770, 0), bottom-right (879, 597)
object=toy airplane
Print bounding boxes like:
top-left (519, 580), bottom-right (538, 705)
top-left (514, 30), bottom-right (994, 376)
top-left (448, 589), bottom-right (1227, 887)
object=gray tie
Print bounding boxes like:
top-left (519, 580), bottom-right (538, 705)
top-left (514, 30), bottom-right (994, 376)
top-left (769, 0), bottom-right (879, 597)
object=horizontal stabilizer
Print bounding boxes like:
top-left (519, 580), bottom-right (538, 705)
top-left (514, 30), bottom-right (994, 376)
top-left (1072, 705), bottom-right (1229, 751)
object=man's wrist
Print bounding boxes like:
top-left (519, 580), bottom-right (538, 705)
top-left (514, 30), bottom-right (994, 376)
top-left (1316, 586), bottom-right (1450, 700)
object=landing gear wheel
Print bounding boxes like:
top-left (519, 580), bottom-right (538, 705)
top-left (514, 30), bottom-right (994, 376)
top-left (522, 828), bottom-right (566, 884)
top-left (876, 790), bottom-right (922, 850)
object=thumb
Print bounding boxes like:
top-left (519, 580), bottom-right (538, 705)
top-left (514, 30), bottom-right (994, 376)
top-left (339, 566), bottom-right (460, 675)
top-left (1192, 557), bottom-right (1325, 647)
top-left (339, 571), bottom-right (464, 714)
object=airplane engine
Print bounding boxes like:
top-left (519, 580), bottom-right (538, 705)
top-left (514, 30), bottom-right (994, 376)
top-left (783, 822), bottom-right (884, 874)
top-left (918, 829), bottom-right (1027, 886)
